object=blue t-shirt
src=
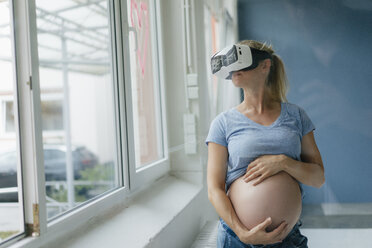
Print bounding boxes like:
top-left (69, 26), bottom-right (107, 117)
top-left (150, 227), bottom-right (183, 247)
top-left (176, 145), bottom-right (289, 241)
top-left (205, 102), bottom-right (315, 197)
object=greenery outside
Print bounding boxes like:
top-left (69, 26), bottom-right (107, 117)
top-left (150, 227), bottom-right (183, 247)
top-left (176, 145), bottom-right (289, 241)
top-left (0, 231), bottom-right (19, 241)
top-left (46, 163), bottom-right (116, 203)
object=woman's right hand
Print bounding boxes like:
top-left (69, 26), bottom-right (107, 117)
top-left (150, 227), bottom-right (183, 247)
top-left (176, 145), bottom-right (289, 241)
top-left (238, 217), bottom-right (289, 245)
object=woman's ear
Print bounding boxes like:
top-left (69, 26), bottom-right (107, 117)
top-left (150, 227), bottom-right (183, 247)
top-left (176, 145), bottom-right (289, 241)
top-left (261, 59), bottom-right (272, 72)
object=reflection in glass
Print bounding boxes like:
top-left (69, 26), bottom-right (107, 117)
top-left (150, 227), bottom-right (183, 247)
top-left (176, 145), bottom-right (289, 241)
top-left (0, 0), bottom-right (24, 243)
top-left (35, 0), bottom-right (119, 219)
top-left (5, 101), bottom-right (15, 132)
top-left (41, 100), bottom-right (63, 131)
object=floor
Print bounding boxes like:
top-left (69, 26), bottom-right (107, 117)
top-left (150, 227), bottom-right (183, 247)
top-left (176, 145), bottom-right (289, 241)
top-left (300, 203), bottom-right (372, 228)
top-left (301, 228), bottom-right (372, 247)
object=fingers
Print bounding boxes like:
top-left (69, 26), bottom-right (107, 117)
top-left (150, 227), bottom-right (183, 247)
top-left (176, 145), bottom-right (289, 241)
top-left (249, 218), bottom-right (289, 245)
top-left (269, 221), bottom-right (288, 236)
top-left (268, 221), bottom-right (289, 243)
top-left (254, 217), bottom-right (272, 231)
top-left (252, 173), bottom-right (269, 186)
top-left (244, 169), bottom-right (261, 182)
top-left (244, 164), bottom-right (259, 175)
top-left (246, 160), bottom-right (258, 173)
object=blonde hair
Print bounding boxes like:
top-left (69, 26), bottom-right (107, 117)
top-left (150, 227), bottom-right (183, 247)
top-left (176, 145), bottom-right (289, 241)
top-left (238, 40), bottom-right (288, 103)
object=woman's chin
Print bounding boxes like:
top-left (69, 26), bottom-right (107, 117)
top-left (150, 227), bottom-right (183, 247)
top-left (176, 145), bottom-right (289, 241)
top-left (231, 79), bottom-right (244, 88)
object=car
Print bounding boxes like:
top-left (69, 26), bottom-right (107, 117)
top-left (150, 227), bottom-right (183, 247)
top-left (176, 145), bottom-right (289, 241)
top-left (0, 151), bottom-right (18, 202)
top-left (0, 144), bottom-right (99, 202)
top-left (43, 144), bottom-right (99, 180)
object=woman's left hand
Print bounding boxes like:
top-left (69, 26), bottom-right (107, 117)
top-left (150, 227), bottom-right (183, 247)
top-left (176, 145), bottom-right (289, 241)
top-left (243, 154), bottom-right (289, 186)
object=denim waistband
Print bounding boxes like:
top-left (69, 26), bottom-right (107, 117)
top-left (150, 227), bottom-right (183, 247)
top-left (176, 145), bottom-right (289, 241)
top-left (219, 218), bottom-right (302, 239)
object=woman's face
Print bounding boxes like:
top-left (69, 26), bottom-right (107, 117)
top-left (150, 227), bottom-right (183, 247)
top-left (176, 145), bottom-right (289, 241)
top-left (231, 67), bottom-right (262, 88)
top-left (231, 59), bottom-right (271, 88)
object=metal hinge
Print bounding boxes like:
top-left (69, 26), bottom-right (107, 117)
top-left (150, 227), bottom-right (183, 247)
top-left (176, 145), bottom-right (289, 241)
top-left (26, 203), bottom-right (40, 237)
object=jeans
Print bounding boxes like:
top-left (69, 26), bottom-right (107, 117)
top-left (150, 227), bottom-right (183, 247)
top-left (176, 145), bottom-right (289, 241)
top-left (217, 218), bottom-right (308, 248)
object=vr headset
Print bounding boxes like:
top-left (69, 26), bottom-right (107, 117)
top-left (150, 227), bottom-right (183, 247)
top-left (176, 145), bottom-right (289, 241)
top-left (211, 44), bottom-right (272, 80)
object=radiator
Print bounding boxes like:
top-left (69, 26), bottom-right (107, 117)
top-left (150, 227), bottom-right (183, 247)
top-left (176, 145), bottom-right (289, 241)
top-left (190, 221), bottom-right (219, 248)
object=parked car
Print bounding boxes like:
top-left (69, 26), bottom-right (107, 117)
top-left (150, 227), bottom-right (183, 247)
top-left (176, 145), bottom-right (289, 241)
top-left (0, 144), bottom-right (99, 202)
top-left (43, 144), bottom-right (99, 180)
top-left (0, 151), bottom-right (18, 202)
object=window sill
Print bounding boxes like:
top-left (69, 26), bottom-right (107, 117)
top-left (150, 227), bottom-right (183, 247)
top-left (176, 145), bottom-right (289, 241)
top-left (10, 175), bottom-right (203, 248)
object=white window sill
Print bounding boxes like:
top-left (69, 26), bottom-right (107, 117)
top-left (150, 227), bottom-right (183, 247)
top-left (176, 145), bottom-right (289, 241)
top-left (11, 175), bottom-right (203, 248)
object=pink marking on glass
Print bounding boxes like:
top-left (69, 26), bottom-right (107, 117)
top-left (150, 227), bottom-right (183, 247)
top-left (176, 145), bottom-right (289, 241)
top-left (130, 0), bottom-right (150, 77)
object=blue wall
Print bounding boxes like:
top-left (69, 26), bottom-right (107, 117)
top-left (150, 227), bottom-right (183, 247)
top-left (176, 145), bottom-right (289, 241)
top-left (238, 0), bottom-right (372, 204)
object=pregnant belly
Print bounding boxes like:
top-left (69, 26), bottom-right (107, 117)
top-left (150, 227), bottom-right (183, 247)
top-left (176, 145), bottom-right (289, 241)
top-left (228, 171), bottom-right (302, 236)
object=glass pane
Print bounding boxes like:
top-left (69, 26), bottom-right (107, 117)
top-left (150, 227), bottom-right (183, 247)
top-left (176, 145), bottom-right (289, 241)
top-left (5, 101), bottom-right (15, 132)
top-left (41, 100), bottom-right (63, 131)
top-left (35, 0), bottom-right (120, 220)
top-left (127, 0), bottom-right (164, 168)
top-left (0, 0), bottom-right (25, 243)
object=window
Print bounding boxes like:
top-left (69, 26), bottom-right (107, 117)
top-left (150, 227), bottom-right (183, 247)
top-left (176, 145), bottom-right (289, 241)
top-left (203, 6), bottom-right (219, 114)
top-left (4, 101), bottom-right (15, 133)
top-left (1, 97), bottom-right (63, 136)
top-left (40, 99), bottom-right (63, 132)
top-left (35, 0), bottom-right (120, 220)
top-left (0, 0), bottom-right (25, 243)
top-left (127, 0), bottom-right (165, 169)
top-left (0, 100), bottom-right (16, 135)
top-left (1, 0), bottom-right (168, 246)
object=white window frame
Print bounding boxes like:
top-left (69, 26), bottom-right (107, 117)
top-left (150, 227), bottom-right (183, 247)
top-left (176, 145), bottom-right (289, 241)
top-left (0, 0), bottom-right (26, 247)
top-left (121, 0), bottom-right (169, 192)
top-left (39, 0), bottom-right (129, 228)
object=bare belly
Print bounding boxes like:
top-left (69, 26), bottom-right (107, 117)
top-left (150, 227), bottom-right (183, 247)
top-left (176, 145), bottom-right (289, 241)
top-left (228, 171), bottom-right (302, 236)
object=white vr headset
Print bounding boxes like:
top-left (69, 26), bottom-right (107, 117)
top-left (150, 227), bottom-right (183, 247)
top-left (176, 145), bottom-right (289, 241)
top-left (211, 44), bottom-right (272, 80)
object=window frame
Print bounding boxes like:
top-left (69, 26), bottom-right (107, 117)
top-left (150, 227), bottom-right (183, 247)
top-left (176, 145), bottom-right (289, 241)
top-left (121, 0), bottom-right (169, 192)
top-left (38, 0), bottom-right (128, 225)
top-left (0, 0), bottom-right (26, 246)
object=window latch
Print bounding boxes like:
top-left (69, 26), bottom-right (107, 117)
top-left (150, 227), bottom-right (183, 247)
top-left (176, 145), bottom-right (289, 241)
top-left (26, 76), bottom-right (32, 90)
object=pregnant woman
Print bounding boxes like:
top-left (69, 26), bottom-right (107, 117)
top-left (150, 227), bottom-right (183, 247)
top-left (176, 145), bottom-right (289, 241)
top-left (206, 40), bottom-right (325, 247)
